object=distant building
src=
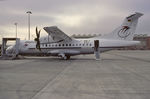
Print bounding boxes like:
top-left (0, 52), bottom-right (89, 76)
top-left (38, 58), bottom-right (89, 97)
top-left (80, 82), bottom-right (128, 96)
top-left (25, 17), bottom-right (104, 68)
top-left (72, 33), bottom-right (150, 50)
top-left (71, 34), bottom-right (101, 38)
top-left (124, 34), bottom-right (150, 50)
top-left (133, 35), bottom-right (150, 50)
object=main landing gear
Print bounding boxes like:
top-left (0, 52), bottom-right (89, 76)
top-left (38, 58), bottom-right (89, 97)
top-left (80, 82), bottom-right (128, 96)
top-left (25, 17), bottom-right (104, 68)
top-left (63, 55), bottom-right (70, 60)
top-left (58, 53), bottom-right (70, 60)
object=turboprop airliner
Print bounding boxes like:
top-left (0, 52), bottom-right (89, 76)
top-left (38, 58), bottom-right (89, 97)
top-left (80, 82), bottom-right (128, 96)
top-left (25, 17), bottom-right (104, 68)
top-left (6, 12), bottom-right (143, 60)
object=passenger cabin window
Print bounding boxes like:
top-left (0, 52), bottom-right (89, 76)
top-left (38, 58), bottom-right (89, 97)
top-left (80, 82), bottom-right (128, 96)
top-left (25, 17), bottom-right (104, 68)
top-left (59, 44), bottom-right (61, 47)
top-left (69, 44), bottom-right (71, 46)
top-left (62, 44), bottom-right (65, 46)
top-left (66, 44), bottom-right (68, 46)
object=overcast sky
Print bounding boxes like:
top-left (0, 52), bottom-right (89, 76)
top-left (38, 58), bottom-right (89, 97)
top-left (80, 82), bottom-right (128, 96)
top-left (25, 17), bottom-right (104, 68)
top-left (0, 0), bottom-right (150, 40)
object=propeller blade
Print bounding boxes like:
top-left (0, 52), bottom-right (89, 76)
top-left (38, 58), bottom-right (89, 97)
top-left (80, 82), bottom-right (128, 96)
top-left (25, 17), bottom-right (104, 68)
top-left (35, 26), bottom-right (41, 51)
top-left (36, 27), bottom-right (38, 37)
top-left (38, 30), bottom-right (41, 38)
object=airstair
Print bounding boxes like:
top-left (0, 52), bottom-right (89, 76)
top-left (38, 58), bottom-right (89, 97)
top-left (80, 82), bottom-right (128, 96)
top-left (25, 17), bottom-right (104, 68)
top-left (0, 38), bottom-right (20, 59)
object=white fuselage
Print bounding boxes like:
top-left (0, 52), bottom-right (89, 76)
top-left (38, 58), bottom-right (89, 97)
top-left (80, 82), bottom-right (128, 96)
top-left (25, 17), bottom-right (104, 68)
top-left (11, 36), bottom-right (139, 56)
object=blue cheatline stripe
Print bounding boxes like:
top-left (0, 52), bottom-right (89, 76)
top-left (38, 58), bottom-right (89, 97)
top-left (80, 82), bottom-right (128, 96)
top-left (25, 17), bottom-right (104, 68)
top-left (29, 47), bottom-right (82, 49)
top-left (29, 46), bottom-right (123, 50)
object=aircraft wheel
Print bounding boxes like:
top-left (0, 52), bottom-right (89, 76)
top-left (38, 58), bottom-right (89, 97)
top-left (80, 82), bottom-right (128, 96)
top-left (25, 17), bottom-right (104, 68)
top-left (63, 56), bottom-right (67, 60)
top-left (62, 55), bottom-right (70, 60)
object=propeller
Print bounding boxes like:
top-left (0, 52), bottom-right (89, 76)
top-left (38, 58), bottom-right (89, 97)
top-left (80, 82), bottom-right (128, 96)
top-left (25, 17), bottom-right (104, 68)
top-left (34, 27), bottom-right (41, 51)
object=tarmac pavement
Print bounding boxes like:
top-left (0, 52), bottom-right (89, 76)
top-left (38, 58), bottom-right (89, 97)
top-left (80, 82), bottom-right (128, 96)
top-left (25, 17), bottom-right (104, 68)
top-left (0, 50), bottom-right (150, 99)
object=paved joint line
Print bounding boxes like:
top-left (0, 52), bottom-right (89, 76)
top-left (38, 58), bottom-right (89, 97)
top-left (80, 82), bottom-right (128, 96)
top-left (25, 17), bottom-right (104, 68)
top-left (30, 62), bottom-right (72, 99)
top-left (106, 53), bottom-right (150, 63)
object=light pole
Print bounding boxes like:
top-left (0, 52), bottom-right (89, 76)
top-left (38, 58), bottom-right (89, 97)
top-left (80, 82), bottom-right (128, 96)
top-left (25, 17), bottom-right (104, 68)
top-left (26, 11), bottom-right (32, 40)
top-left (14, 22), bottom-right (18, 38)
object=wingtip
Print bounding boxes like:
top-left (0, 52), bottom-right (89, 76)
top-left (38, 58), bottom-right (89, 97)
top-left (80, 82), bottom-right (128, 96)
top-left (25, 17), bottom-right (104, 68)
top-left (43, 26), bottom-right (57, 29)
top-left (135, 12), bottom-right (144, 16)
top-left (126, 12), bottom-right (144, 19)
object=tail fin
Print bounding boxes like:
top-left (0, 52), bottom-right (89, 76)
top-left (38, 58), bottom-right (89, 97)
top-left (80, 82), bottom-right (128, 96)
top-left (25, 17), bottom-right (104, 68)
top-left (101, 12), bottom-right (143, 40)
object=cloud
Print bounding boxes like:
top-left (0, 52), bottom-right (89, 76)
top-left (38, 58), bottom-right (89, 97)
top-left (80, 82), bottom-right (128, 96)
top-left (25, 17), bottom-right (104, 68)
top-left (0, 0), bottom-right (6, 1)
top-left (0, 0), bottom-right (150, 41)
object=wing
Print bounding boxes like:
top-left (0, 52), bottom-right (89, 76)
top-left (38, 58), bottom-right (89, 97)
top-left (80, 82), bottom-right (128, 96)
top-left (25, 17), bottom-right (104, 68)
top-left (43, 26), bottom-right (72, 42)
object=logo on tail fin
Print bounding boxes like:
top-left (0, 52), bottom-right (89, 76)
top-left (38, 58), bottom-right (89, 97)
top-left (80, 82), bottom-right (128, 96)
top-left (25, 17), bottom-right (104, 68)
top-left (118, 26), bottom-right (131, 39)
